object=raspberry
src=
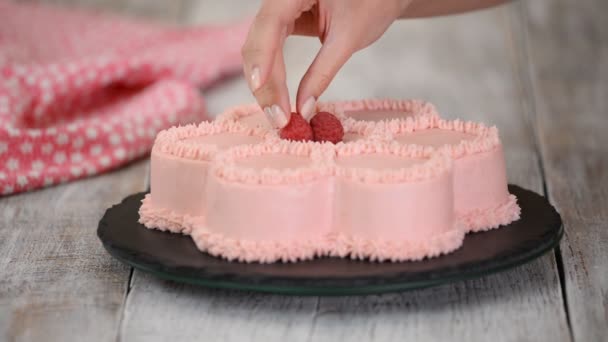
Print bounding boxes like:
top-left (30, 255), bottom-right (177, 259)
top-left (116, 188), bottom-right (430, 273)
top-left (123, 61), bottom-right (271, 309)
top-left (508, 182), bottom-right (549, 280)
top-left (310, 111), bottom-right (344, 144)
top-left (279, 112), bottom-right (314, 141)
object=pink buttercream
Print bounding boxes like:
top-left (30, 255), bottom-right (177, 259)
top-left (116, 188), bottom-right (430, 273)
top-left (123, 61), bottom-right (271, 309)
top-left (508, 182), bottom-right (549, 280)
top-left (140, 100), bottom-right (521, 263)
top-left (316, 98), bottom-right (440, 122)
top-left (209, 139), bottom-right (453, 185)
top-left (458, 194), bottom-right (521, 232)
top-left (383, 117), bottom-right (501, 158)
top-left (190, 228), bottom-right (465, 263)
top-left (153, 119), bottom-right (273, 161)
top-left (139, 194), bottom-right (194, 235)
top-left (143, 137), bottom-right (459, 263)
top-left (149, 119), bottom-right (273, 218)
top-left (191, 228), bottom-right (330, 263)
top-left (379, 117), bottom-right (517, 232)
top-left (330, 227), bottom-right (464, 262)
top-left (334, 140), bottom-right (452, 183)
top-left (139, 198), bottom-right (465, 263)
top-left (211, 141), bottom-right (335, 185)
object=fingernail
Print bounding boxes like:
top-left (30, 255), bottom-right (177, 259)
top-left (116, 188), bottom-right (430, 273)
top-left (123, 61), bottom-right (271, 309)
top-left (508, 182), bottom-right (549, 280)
top-left (249, 66), bottom-right (261, 91)
top-left (264, 104), bottom-right (289, 129)
top-left (263, 106), bottom-right (288, 129)
top-left (300, 97), bottom-right (316, 121)
top-left (263, 106), bottom-right (274, 126)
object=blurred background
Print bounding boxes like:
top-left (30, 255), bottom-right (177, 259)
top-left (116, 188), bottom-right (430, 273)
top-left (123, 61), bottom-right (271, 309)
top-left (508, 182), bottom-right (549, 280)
top-left (3, 2), bottom-right (607, 341)
top-left (15, 0), bottom-right (527, 127)
top-left (10, 0), bottom-right (580, 195)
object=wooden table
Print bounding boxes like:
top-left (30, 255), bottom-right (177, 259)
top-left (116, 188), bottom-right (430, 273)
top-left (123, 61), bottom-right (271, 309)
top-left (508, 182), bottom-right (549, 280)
top-left (1, 0), bottom-right (606, 341)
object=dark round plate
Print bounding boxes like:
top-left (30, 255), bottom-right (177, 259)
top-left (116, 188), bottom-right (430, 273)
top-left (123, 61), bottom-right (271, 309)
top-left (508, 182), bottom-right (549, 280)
top-left (98, 185), bottom-right (562, 296)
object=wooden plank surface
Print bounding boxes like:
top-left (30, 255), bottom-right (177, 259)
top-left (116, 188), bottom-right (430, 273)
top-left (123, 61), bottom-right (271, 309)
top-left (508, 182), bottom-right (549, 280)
top-left (521, 0), bottom-right (608, 341)
top-left (118, 4), bottom-right (571, 342)
top-left (0, 161), bottom-right (148, 342)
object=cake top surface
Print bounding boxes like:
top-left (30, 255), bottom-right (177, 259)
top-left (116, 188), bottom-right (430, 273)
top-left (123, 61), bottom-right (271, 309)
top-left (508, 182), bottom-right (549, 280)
top-left (153, 119), bottom-right (275, 161)
top-left (153, 99), bottom-right (501, 183)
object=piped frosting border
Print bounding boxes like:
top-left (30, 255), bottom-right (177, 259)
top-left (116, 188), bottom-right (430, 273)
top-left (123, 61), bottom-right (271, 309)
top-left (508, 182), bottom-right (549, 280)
top-left (139, 195), bottom-right (465, 263)
top-left (139, 194), bottom-right (194, 235)
top-left (459, 194), bottom-right (521, 233)
top-left (153, 119), bottom-right (274, 161)
top-left (334, 140), bottom-right (452, 183)
top-left (211, 141), bottom-right (335, 185)
top-left (190, 228), bottom-right (465, 263)
top-left (382, 117), bottom-right (502, 158)
top-left (138, 191), bottom-right (520, 263)
top-left (316, 98), bottom-right (440, 120)
top-left (209, 139), bottom-right (452, 185)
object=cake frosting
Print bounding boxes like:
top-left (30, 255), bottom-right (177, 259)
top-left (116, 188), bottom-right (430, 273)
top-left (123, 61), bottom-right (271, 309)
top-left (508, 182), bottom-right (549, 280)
top-left (347, 115), bottom-right (520, 232)
top-left (149, 120), bottom-right (274, 226)
top-left (140, 99), bottom-right (520, 263)
top-left (218, 98), bottom-right (440, 133)
top-left (316, 98), bottom-right (440, 122)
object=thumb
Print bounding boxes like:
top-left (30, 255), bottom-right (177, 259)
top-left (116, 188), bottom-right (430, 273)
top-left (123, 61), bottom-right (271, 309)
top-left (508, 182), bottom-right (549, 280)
top-left (296, 40), bottom-right (353, 120)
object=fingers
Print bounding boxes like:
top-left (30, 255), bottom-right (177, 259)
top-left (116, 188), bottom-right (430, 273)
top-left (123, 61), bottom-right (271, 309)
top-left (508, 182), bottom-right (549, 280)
top-left (292, 8), bottom-right (318, 37)
top-left (241, 12), bottom-right (283, 94)
top-left (255, 47), bottom-right (291, 128)
top-left (296, 39), bottom-right (353, 120)
top-left (242, 0), bottom-right (305, 128)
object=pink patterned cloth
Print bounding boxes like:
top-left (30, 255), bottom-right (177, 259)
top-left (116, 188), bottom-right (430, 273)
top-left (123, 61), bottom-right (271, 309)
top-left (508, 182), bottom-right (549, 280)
top-left (0, 0), bottom-right (248, 195)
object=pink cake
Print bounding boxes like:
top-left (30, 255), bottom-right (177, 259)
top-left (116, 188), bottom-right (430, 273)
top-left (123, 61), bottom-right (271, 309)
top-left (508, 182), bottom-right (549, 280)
top-left (349, 115), bottom-right (519, 232)
top-left (140, 99), bottom-right (520, 263)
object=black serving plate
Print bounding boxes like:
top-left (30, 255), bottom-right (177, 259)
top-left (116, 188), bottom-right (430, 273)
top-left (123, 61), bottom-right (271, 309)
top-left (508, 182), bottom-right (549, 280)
top-left (98, 185), bottom-right (562, 295)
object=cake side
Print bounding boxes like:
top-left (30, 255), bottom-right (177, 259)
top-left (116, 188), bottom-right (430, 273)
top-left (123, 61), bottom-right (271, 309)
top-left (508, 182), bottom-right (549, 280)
top-left (194, 141), bottom-right (335, 262)
top-left (331, 141), bottom-right (463, 261)
top-left (377, 115), bottom-right (520, 232)
top-left (188, 140), bottom-right (461, 263)
top-left (140, 119), bottom-right (273, 233)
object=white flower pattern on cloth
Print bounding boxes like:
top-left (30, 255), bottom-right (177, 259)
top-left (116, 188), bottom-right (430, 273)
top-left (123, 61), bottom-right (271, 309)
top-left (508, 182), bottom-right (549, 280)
top-left (0, 1), bottom-right (249, 195)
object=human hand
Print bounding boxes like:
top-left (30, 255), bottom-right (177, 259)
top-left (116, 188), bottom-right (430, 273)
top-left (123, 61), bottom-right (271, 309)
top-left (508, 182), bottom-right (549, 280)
top-left (241, 0), bottom-right (412, 128)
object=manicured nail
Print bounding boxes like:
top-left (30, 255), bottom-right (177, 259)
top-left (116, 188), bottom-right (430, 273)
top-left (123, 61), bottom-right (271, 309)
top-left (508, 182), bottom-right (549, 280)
top-left (263, 105), bottom-right (289, 129)
top-left (300, 96), bottom-right (316, 121)
top-left (266, 105), bottom-right (289, 128)
top-left (263, 106), bottom-right (274, 126)
top-left (249, 66), bottom-right (261, 91)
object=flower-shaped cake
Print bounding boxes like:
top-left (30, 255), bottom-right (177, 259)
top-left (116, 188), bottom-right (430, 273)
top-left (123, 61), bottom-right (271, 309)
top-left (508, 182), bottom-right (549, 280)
top-left (140, 99), bottom-right (520, 263)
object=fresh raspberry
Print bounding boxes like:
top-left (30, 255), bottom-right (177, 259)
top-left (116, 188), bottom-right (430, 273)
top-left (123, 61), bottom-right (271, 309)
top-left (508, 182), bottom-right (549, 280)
top-left (279, 112), bottom-right (314, 141)
top-left (310, 111), bottom-right (344, 144)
